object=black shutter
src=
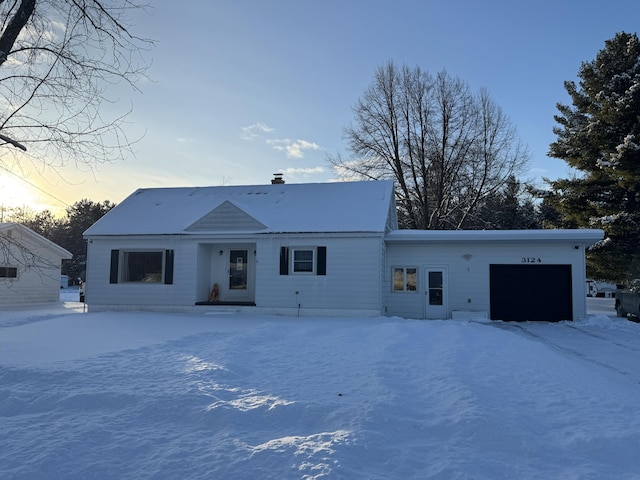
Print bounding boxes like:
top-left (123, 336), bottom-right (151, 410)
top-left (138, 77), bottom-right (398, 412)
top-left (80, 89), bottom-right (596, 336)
top-left (164, 249), bottom-right (174, 284)
top-left (317, 246), bottom-right (326, 276)
top-left (279, 247), bottom-right (289, 275)
top-left (109, 250), bottom-right (119, 284)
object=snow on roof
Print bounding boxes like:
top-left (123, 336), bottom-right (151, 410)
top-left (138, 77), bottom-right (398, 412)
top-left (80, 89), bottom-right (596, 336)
top-left (0, 222), bottom-right (72, 258)
top-left (84, 180), bottom-right (396, 236)
top-left (385, 228), bottom-right (604, 244)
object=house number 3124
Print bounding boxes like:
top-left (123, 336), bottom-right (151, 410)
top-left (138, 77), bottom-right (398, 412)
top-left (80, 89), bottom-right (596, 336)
top-left (521, 257), bottom-right (542, 263)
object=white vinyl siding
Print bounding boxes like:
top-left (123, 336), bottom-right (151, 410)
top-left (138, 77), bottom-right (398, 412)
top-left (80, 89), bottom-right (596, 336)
top-left (0, 226), bottom-right (70, 305)
top-left (384, 241), bottom-right (590, 320)
top-left (85, 234), bottom-right (385, 316)
top-left (85, 236), bottom-right (193, 307)
top-left (256, 235), bottom-right (384, 316)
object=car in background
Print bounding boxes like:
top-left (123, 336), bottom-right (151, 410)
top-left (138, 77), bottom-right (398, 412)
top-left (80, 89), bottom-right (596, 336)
top-left (615, 280), bottom-right (640, 322)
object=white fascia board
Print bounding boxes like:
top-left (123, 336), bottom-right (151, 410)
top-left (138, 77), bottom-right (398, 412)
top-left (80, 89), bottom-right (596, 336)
top-left (385, 229), bottom-right (604, 245)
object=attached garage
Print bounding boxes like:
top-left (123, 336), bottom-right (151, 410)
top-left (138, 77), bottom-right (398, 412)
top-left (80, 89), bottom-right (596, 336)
top-left (489, 264), bottom-right (573, 321)
top-left (384, 229), bottom-right (603, 321)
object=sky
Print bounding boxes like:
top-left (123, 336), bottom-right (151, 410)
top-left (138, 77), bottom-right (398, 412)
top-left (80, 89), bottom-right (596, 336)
top-left (2, 0), bottom-right (640, 216)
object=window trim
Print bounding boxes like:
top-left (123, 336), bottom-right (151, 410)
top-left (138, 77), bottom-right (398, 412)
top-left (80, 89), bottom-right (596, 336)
top-left (110, 249), bottom-right (174, 285)
top-left (121, 250), bottom-right (165, 283)
top-left (291, 247), bottom-right (316, 274)
top-left (279, 246), bottom-right (326, 276)
top-left (392, 266), bottom-right (418, 293)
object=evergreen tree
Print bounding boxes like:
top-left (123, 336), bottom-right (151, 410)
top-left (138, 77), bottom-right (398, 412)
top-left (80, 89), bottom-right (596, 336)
top-left (7, 199), bottom-right (115, 282)
top-left (546, 32), bottom-right (640, 282)
top-left (62, 200), bottom-right (115, 281)
top-left (476, 176), bottom-right (540, 229)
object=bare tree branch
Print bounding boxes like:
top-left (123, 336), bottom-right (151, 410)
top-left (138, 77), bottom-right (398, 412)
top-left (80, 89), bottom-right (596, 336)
top-left (331, 62), bottom-right (529, 229)
top-left (0, 0), bottom-right (153, 176)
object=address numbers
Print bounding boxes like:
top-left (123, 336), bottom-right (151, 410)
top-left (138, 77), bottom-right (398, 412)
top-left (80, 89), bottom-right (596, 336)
top-left (521, 257), bottom-right (542, 263)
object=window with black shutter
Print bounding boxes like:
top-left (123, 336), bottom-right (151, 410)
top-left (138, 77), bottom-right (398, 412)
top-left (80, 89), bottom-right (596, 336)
top-left (280, 246), bottom-right (326, 275)
top-left (109, 249), bottom-right (174, 284)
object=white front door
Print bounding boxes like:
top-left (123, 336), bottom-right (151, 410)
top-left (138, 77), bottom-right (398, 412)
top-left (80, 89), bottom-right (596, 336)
top-left (424, 266), bottom-right (448, 319)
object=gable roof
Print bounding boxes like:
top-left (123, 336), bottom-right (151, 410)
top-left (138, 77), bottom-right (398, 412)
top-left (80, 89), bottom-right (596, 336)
top-left (0, 223), bottom-right (72, 259)
top-left (185, 200), bottom-right (268, 232)
top-left (84, 180), bottom-right (397, 236)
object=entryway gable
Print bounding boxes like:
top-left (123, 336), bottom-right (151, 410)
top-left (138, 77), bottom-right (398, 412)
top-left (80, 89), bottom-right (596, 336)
top-left (185, 200), bottom-right (267, 232)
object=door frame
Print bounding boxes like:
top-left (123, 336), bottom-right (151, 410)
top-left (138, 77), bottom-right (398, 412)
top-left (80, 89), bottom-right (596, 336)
top-left (212, 244), bottom-right (256, 303)
top-left (423, 265), bottom-right (449, 319)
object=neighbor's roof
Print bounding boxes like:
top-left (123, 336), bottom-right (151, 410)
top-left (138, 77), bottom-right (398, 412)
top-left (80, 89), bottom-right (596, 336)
top-left (84, 180), bottom-right (396, 236)
top-left (385, 229), bottom-right (604, 244)
top-left (0, 222), bottom-right (72, 258)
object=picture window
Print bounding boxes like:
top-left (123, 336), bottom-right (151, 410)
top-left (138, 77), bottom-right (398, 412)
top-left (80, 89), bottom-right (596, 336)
top-left (122, 251), bottom-right (163, 283)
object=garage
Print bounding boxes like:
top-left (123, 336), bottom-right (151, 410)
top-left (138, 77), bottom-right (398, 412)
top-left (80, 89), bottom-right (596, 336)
top-left (490, 264), bottom-right (573, 322)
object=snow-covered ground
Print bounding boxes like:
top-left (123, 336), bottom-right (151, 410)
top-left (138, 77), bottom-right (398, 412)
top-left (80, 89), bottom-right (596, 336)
top-left (1, 290), bottom-right (640, 479)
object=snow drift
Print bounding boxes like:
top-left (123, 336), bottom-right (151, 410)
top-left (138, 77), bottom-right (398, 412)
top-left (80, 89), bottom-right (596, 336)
top-left (1, 292), bottom-right (639, 479)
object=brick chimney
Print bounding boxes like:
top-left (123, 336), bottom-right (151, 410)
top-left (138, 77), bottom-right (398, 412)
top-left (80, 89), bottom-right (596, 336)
top-left (271, 173), bottom-right (285, 184)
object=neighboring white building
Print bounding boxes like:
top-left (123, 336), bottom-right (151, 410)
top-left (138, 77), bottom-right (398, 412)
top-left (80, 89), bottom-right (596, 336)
top-left (0, 223), bottom-right (72, 305)
top-left (83, 180), bottom-right (603, 321)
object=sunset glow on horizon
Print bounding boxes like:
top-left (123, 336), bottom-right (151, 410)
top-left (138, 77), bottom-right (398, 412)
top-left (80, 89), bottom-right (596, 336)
top-left (0, 171), bottom-right (68, 218)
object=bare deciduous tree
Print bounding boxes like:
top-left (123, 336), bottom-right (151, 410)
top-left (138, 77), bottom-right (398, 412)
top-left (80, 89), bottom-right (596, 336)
top-left (331, 62), bottom-right (529, 229)
top-left (0, 0), bottom-right (152, 172)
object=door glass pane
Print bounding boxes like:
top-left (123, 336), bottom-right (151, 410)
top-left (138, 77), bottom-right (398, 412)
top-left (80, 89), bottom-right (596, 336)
top-left (429, 271), bottom-right (442, 289)
top-left (428, 271), bottom-right (443, 305)
top-left (229, 250), bottom-right (248, 290)
top-left (429, 288), bottom-right (443, 305)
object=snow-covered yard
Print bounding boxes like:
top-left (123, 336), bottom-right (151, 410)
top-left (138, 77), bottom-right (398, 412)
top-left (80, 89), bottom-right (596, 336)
top-left (1, 290), bottom-right (639, 479)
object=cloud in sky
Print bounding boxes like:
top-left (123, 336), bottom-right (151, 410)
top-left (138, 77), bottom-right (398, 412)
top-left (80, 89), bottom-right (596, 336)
top-left (240, 122), bottom-right (275, 141)
top-left (267, 139), bottom-right (320, 159)
top-left (241, 122), bottom-right (321, 159)
top-left (282, 166), bottom-right (325, 176)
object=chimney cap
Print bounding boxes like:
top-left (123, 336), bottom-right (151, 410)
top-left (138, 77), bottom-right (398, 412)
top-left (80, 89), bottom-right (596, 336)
top-left (271, 173), bottom-right (285, 184)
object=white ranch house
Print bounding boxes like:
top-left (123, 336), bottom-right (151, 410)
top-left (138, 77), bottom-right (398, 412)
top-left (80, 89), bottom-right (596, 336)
top-left (0, 223), bottom-right (72, 305)
top-left (83, 181), bottom-right (603, 321)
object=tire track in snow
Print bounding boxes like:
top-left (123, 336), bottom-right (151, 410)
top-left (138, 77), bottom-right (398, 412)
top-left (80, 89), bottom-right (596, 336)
top-left (564, 323), bottom-right (640, 353)
top-left (483, 321), bottom-right (640, 386)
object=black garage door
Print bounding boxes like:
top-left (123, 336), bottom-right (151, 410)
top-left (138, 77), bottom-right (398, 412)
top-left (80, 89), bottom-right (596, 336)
top-left (490, 264), bottom-right (573, 322)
